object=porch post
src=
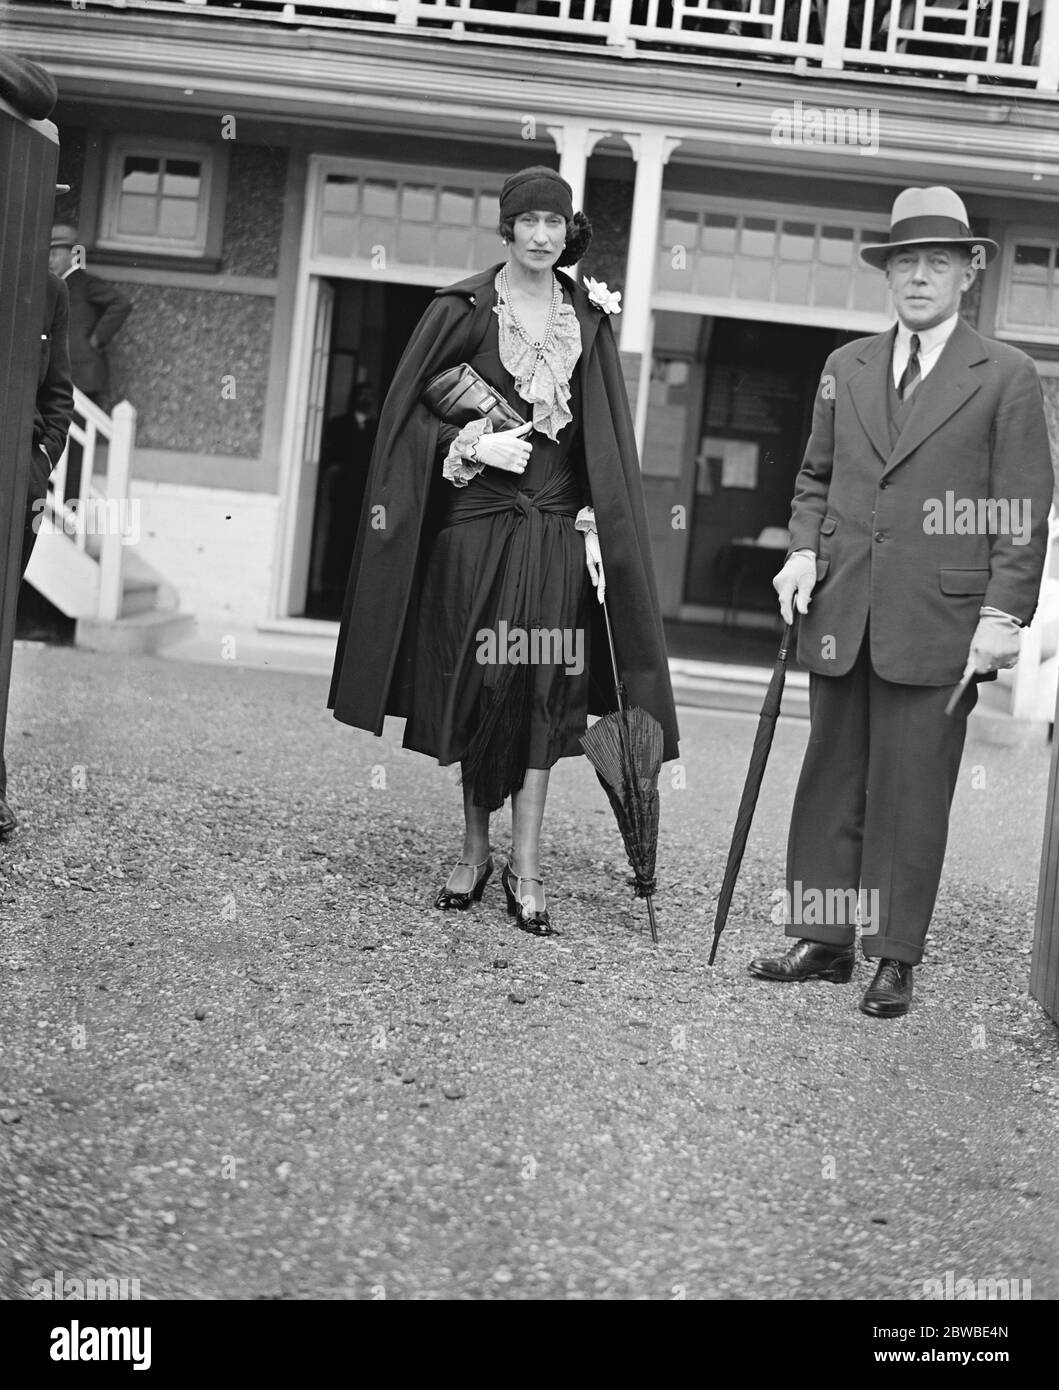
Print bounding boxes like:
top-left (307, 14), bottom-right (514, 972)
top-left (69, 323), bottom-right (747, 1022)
top-left (618, 128), bottom-right (680, 454)
top-left (1037, 0), bottom-right (1059, 93)
top-left (545, 120), bottom-right (611, 217)
top-left (820, 0), bottom-right (850, 71)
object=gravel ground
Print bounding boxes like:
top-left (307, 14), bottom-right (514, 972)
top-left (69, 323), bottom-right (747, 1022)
top-left (1, 643), bottom-right (1057, 1301)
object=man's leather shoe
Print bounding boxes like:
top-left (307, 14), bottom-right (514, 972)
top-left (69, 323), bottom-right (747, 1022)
top-left (0, 793), bottom-right (17, 837)
top-left (747, 938), bottom-right (855, 984)
top-left (860, 958), bottom-right (913, 1018)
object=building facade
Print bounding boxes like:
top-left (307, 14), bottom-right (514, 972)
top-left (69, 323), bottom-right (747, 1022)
top-left (6, 0), bottom-right (1059, 650)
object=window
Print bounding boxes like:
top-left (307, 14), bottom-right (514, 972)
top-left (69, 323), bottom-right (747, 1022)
top-left (97, 139), bottom-right (224, 258)
top-left (312, 164), bottom-right (505, 274)
top-left (656, 200), bottom-right (891, 318)
top-left (998, 236), bottom-right (1059, 341)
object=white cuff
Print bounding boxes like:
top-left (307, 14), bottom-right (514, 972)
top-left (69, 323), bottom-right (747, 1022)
top-left (574, 505), bottom-right (597, 535)
top-left (442, 418), bottom-right (492, 488)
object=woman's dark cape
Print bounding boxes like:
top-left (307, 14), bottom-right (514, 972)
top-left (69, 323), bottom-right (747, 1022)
top-left (327, 263), bottom-right (680, 762)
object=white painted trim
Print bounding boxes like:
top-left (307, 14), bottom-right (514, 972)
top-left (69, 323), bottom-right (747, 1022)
top-left (82, 264), bottom-right (277, 296)
top-left (257, 617), bottom-right (340, 638)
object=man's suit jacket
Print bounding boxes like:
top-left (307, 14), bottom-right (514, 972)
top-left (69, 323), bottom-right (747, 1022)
top-left (64, 268), bottom-right (131, 398)
top-left (33, 272), bottom-right (74, 486)
top-left (789, 317), bottom-right (1055, 686)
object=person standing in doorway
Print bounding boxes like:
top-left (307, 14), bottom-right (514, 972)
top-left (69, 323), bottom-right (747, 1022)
top-left (48, 224), bottom-right (131, 414)
top-left (748, 186), bottom-right (1054, 1018)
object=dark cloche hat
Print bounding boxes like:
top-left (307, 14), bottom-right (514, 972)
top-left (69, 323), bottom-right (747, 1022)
top-left (499, 166), bottom-right (574, 221)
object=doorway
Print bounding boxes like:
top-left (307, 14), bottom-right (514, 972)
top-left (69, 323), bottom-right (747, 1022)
top-left (684, 316), bottom-right (855, 621)
top-left (302, 279), bottom-right (435, 619)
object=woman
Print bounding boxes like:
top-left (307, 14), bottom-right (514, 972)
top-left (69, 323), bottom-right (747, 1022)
top-left (328, 166), bottom-right (678, 935)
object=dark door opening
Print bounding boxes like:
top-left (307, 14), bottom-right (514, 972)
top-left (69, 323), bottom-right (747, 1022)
top-left (304, 279), bottom-right (435, 620)
top-left (683, 317), bottom-right (857, 619)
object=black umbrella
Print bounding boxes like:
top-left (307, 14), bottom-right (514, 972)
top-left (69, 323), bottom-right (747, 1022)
top-left (580, 598), bottom-right (664, 942)
top-left (708, 619), bottom-right (797, 966)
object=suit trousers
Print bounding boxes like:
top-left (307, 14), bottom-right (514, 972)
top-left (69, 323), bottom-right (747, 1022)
top-left (784, 624), bottom-right (977, 965)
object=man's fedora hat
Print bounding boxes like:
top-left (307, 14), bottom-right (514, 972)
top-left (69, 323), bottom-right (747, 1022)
top-left (860, 186), bottom-right (999, 270)
top-left (50, 223), bottom-right (79, 247)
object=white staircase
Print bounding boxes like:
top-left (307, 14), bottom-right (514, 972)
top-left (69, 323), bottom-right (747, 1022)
top-left (24, 389), bottom-right (193, 653)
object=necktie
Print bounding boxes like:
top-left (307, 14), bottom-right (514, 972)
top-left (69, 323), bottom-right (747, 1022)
top-left (898, 333), bottom-right (921, 400)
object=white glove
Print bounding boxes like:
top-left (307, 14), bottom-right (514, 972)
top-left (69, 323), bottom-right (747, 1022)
top-left (585, 531), bottom-right (605, 604)
top-left (773, 550), bottom-right (816, 625)
top-left (968, 611), bottom-right (1021, 675)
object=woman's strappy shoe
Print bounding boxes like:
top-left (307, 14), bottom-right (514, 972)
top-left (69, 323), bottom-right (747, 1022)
top-left (434, 855), bottom-right (494, 911)
top-left (502, 863), bottom-right (559, 936)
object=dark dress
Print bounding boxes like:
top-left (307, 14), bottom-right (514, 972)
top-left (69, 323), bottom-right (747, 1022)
top-left (402, 285), bottom-right (592, 807)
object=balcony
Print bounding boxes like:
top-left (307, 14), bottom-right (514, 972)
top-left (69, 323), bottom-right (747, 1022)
top-left (15, 0), bottom-right (1058, 93)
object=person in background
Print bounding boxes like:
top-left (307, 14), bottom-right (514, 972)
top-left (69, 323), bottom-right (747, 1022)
top-left (320, 383), bottom-right (379, 598)
top-left (48, 223), bottom-right (131, 414)
top-left (1, 270), bottom-right (74, 837)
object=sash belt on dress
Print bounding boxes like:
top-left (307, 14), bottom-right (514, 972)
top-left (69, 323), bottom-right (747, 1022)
top-left (440, 464), bottom-right (582, 809)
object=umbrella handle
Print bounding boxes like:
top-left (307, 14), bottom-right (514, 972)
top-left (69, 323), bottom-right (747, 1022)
top-left (601, 596), bottom-right (625, 716)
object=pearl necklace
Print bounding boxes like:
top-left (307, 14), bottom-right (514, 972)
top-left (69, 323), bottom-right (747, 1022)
top-left (500, 267), bottom-right (562, 362)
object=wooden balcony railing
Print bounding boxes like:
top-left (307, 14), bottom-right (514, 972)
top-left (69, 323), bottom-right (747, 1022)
top-left (25, 0), bottom-right (1058, 91)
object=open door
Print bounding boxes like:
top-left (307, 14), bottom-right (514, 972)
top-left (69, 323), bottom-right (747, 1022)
top-left (286, 276), bottom-right (335, 617)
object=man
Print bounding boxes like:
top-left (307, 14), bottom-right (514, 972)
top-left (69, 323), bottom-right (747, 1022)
top-left (748, 186), bottom-right (1054, 1018)
top-left (1, 270), bottom-right (74, 836)
top-left (48, 224), bottom-right (131, 413)
top-left (319, 383), bottom-right (378, 599)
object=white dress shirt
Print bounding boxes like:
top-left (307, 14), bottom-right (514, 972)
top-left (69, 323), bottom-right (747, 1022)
top-left (891, 310), bottom-right (960, 390)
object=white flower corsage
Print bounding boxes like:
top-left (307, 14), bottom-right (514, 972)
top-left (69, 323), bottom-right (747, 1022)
top-left (583, 277), bottom-right (622, 315)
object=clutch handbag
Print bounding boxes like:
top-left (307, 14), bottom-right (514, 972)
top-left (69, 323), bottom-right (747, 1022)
top-left (421, 362), bottom-right (526, 432)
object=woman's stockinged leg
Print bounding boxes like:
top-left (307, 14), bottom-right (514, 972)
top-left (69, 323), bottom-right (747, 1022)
top-left (510, 767), bottom-right (550, 912)
top-left (443, 768), bottom-right (493, 895)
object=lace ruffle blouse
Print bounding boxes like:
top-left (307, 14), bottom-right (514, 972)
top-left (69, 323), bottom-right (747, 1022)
top-left (442, 272), bottom-right (584, 486)
top-left (494, 270), bottom-right (582, 442)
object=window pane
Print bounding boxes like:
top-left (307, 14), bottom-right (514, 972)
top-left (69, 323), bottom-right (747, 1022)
top-left (819, 225), bottom-right (854, 264)
top-left (814, 264), bottom-right (850, 307)
top-left (122, 156), bottom-right (160, 194)
top-left (323, 176), bottom-right (358, 215)
top-left (163, 160), bottom-right (201, 198)
top-left (693, 254), bottom-right (733, 297)
top-left (440, 188), bottom-right (474, 224)
top-left (701, 213), bottom-right (737, 254)
top-left (740, 216), bottom-right (776, 259)
top-left (478, 193), bottom-right (497, 227)
top-left (1008, 283), bottom-right (1048, 326)
top-left (852, 266), bottom-right (890, 313)
top-left (775, 261), bottom-right (811, 303)
top-left (397, 222), bottom-right (434, 263)
top-left (663, 210), bottom-right (699, 250)
top-left (358, 219), bottom-right (392, 259)
top-left (436, 227), bottom-right (472, 267)
top-left (117, 193), bottom-right (157, 236)
top-left (401, 184), bottom-right (435, 222)
top-left (362, 180), bottom-right (397, 217)
top-left (733, 256), bottom-right (771, 300)
top-left (1013, 244), bottom-right (1051, 281)
top-left (779, 221), bottom-right (815, 261)
top-left (159, 196), bottom-right (198, 240)
top-left (319, 214), bottom-right (354, 258)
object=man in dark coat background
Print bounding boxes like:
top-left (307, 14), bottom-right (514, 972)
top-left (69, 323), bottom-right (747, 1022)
top-left (49, 223), bottom-right (131, 413)
top-left (749, 186), bottom-right (1055, 1019)
top-left (1, 269), bottom-right (74, 836)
